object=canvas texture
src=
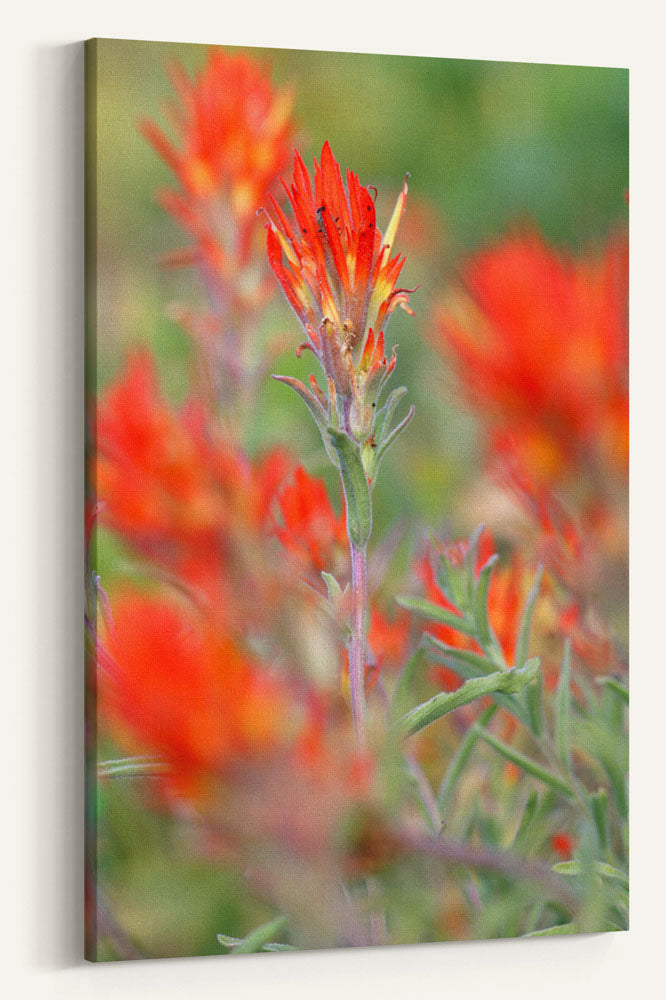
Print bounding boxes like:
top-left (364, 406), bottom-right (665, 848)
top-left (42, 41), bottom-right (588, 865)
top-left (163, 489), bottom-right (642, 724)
top-left (84, 38), bottom-right (629, 961)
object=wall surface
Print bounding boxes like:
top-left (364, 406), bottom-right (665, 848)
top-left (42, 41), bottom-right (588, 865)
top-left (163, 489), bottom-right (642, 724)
top-left (3, 1), bottom-right (664, 996)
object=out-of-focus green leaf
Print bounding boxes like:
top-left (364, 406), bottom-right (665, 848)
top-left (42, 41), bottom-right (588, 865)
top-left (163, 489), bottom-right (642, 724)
top-left (438, 703), bottom-right (498, 814)
top-left (524, 922), bottom-right (578, 937)
top-left (603, 757), bottom-right (628, 820)
top-left (218, 916), bottom-right (290, 954)
top-left (424, 635), bottom-right (491, 675)
top-left (514, 565), bottom-right (543, 669)
top-left (555, 640), bottom-right (572, 772)
top-left (590, 787), bottom-right (609, 852)
top-left (596, 676), bottom-right (629, 704)
top-left (474, 554), bottom-right (505, 669)
top-left (97, 756), bottom-right (168, 779)
top-left (465, 524), bottom-right (486, 575)
top-left (552, 860), bottom-right (629, 892)
top-left (396, 596), bottom-right (476, 637)
top-left (512, 789), bottom-right (539, 851)
top-left (390, 647), bottom-right (426, 723)
top-left (525, 674), bottom-right (545, 739)
top-left (475, 725), bottom-right (573, 797)
top-left (321, 571), bottom-right (346, 604)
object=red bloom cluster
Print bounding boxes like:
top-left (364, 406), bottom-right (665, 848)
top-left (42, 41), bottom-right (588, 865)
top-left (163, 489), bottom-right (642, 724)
top-left (493, 433), bottom-right (619, 674)
top-left (271, 465), bottom-right (347, 574)
top-left (140, 51), bottom-right (299, 419)
top-left (96, 352), bottom-right (291, 618)
top-left (141, 50), bottom-right (295, 273)
top-left (264, 142), bottom-right (412, 408)
top-left (434, 230), bottom-right (628, 486)
top-left (368, 605), bottom-right (411, 673)
top-left (100, 594), bottom-right (298, 801)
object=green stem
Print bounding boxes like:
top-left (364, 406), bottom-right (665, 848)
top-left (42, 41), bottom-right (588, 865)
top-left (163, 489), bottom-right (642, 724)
top-left (349, 542), bottom-right (368, 749)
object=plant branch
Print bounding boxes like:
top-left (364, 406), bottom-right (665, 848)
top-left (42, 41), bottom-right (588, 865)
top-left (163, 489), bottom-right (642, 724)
top-left (349, 542), bottom-right (368, 749)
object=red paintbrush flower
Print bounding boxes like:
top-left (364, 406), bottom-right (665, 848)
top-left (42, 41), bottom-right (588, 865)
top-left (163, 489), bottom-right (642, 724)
top-left (493, 434), bottom-right (622, 677)
top-left (140, 51), bottom-right (298, 416)
top-left (264, 142), bottom-right (413, 421)
top-left (95, 352), bottom-right (293, 612)
top-left (141, 49), bottom-right (295, 271)
top-left (367, 605), bottom-right (410, 672)
top-left (434, 230), bottom-right (628, 486)
top-left (272, 465), bottom-right (348, 574)
top-left (99, 593), bottom-right (302, 803)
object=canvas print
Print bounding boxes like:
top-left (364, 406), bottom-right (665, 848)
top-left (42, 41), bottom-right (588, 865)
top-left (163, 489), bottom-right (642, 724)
top-left (84, 38), bottom-right (628, 960)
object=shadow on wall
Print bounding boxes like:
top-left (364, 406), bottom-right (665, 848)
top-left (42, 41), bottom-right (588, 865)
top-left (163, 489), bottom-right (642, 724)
top-left (28, 40), bottom-right (85, 969)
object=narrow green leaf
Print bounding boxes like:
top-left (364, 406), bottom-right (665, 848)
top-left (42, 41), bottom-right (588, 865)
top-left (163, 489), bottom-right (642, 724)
top-left (272, 375), bottom-right (338, 466)
top-left (373, 405), bottom-right (415, 469)
top-left (475, 725), bottom-right (573, 798)
top-left (464, 524), bottom-right (486, 578)
top-left (514, 566), bottom-right (546, 735)
top-left (424, 635), bottom-right (492, 675)
top-left (217, 934), bottom-right (296, 953)
top-left (390, 647), bottom-right (426, 723)
top-left (327, 427), bottom-right (372, 549)
top-left (590, 788), bottom-right (609, 852)
top-left (552, 861), bottom-right (629, 892)
top-left (526, 673), bottom-right (545, 739)
top-left (522, 901), bottom-right (546, 936)
top-left (321, 571), bottom-right (344, 604)
top-left (524, 923), bottom-right (578, 937)
top-left (603, 757), bottom-right (628, 819)
top-left (395, 658), bottom-right (540, 740)
top-left (395, 596), bottom-right (476, 637)
top-left (97, 756), bottom-right (168, 779)
top-left (514, 565), bottom-right (543, 668)
top-left (373, 385), bottom-right (407, 444)
top-left (424, 635), bottom-right (531, 726)
top-left (512, 788), bottom-right (539, 851)
top-left (474, 555), bottom-right (506, 669)
top-left (435, 546), bottom-right (473, 613)
top-left (220, 916), bottom-right (289, 955)
top-left (556, 639), bottom-right (573, 772)
top-left (362, 388), bottom-right (413, 482)
top-left (438, 703), bottom-right (498, 813)
top-left (596, 676), bottom-right (629, 704)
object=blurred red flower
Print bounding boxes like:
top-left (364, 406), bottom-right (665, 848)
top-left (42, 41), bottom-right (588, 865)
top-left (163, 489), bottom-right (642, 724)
top-left (434, 230), bottom-right (628, 486)
top-left (100, 594), bottom-right (298, 803)
top-left (493, 433), bottom-right (621, 675)
top-left (550, 832), bottom-right (575, 860)
top-left (141, 51), bottom-right (299, 417)
top-left (96, 352), bottom-right (292, 612)
top-left (99, 592), bottom-right (376, 878)
top-left (272, 465), bottom-right (348, 575)
top-left (368, 605), bottom-right (411, 673)
top-left (141, 49), bottom-right (295, 274)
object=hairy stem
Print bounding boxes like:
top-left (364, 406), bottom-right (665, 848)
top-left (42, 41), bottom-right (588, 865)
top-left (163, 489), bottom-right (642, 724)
top-left (349, 542), bottom-right (368, 749)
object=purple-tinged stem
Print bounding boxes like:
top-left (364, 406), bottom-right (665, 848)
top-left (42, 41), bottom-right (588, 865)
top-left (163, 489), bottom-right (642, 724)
top-left (349, 542), bottom-right (368, 750)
